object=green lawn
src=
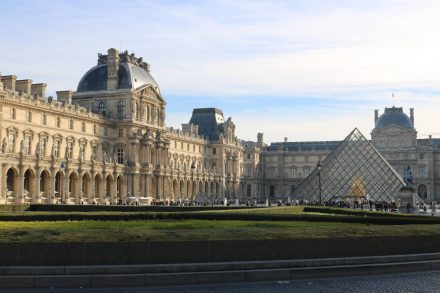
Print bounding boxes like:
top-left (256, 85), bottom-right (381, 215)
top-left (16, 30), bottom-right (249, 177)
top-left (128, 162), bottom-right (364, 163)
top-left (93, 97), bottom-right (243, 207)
top-left (2, 219), bottom-right (440, 243)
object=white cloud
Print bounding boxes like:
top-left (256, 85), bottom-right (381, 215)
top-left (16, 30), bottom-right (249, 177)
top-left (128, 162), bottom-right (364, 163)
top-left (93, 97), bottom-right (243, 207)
top-left (2, 0), bottom-right (440, 142)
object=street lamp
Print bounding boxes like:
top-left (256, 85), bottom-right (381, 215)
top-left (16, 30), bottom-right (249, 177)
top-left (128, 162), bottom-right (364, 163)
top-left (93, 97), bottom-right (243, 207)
top-left (317, 161), bottom-right (322, 205)
top-left (60, 161), bottom-right (66, 204)
top-left (190, 162), bottom-right (195, 201)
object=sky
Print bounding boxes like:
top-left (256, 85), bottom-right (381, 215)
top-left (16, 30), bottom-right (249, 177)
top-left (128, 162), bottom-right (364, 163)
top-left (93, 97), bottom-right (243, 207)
top-left (2, 0), bottom-right (440, 143)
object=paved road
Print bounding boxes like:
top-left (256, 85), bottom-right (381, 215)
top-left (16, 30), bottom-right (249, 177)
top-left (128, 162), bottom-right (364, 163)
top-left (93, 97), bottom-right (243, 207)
top-left (6, 270), bottom-right (440, 293)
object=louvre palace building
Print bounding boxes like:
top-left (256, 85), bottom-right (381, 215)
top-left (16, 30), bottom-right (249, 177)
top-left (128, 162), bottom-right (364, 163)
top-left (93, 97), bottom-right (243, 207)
top-left (0, 48), bottom-right (439, 204)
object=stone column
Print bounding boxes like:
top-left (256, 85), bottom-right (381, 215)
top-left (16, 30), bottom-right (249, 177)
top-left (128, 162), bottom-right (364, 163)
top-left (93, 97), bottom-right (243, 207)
top-left (157, 175), bottom-right (162, 199)
top-left (127, 173), bottom-right (132, 199)
top-left (50, 174), bottom-right (56, 204)
top-left (65, 173), bottom-right (70, 204)
top-left (17, 174), bottom-right (24, 204)
top-left (1, 165), bottom-right (7, 202)
top-left (129, 141), bottom-right (138, 163)
top-left (133, 173), bottom-right (139, 199)
top-left (113, 174), bottom-right (118, 204)
top-left (146, 174), bottom-right (151, 197)
top-left (34, 168), bottom-right (40, 204)
top-left (78, 175), bottom-right (83, 204)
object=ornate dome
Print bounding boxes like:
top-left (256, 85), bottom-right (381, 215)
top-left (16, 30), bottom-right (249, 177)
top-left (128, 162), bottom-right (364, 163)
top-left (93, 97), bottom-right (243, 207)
top-left (375, 107), bottom-right (413, 130)
top-left (76, 50), bottom-right (160, 93)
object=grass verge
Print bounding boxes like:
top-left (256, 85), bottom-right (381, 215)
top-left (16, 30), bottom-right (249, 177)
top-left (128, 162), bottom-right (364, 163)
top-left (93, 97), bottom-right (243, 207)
top-left (2, 219), bottom-right (440, 243)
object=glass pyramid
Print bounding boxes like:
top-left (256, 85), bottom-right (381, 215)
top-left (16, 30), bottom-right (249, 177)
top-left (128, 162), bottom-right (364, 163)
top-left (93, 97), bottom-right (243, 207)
top-left (293, 128), bottom-right (405, 202)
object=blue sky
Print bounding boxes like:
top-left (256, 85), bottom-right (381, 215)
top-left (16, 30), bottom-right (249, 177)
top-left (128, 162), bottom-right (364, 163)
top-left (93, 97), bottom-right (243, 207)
top-left (2, 0), bottom-right (440, 142)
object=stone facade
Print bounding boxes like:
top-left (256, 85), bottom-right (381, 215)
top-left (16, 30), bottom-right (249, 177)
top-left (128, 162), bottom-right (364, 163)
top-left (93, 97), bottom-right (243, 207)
top-left (260, 107), bottom-right (440, 202)
top-left (1, 48), bottom-right (438, 205)
top-left (0, 48), bottom-right (244, 204)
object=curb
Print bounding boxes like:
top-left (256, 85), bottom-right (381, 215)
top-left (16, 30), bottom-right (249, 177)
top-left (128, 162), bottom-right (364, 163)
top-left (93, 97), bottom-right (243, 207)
top-left (2, 253), bottom-right (440, 289)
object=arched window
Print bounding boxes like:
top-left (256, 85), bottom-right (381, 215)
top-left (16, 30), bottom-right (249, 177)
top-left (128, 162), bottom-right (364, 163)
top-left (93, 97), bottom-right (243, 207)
top-left (117, 100), bottom-right (125, 119)
top-left (97, 102), bottom-right (106, 115)
top-left (418, 184), bottom-right (428, 199)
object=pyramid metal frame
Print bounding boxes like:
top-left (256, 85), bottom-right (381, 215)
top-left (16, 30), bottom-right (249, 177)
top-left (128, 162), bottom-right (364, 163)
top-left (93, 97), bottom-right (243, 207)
top-left (292, 128), bottom-right (405, 202)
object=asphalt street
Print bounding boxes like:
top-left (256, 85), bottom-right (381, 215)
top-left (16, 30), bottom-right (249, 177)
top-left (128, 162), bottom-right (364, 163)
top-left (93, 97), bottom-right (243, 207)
top-left (5, 270), bottom-right (440, 293)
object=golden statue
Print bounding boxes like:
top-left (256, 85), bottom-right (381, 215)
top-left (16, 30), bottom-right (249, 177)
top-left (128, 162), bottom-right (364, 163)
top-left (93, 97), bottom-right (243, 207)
top-left (351, 175), bottom-right (366, 197)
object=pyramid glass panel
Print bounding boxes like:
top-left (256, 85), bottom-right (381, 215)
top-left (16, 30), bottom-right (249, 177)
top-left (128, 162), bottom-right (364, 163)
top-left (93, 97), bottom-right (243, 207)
top-left (293, 128), bottom-right (405, 202)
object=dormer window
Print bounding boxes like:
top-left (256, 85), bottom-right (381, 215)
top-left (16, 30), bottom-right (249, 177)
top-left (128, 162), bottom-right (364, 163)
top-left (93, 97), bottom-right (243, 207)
top-left (117, 100), bottom-right (125, 119)
top-left (98, 101), bottom-right (106, 115)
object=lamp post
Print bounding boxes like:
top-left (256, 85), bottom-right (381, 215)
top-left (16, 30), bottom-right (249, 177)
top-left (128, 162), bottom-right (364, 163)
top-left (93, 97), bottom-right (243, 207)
top-left (60, 161), bottom-right (66, 204)
top-left (317, 161), bottom-right (322, 205)
top-left (190, 162), bottom-right (195, 202)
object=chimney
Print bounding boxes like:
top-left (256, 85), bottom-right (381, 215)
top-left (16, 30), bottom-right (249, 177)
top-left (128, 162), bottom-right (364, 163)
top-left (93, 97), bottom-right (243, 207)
top-left (56, 90), bottom-right (73, 104)
top-left (410, 108), bottom-right (414, 126)
top-left (31, 83), bottom-right (47, 97)
top-left (107, 48), bottom-right (119, 90)
top-left (16, 79), bottom-right (32, 95)
top-left (374, 109), bottom-right (378, 124)
top-left (0, 73), bottom-right (3, 90)
top-left (1, 75), bottom-right (17, 92)
top-left (257, 133), bottom-right (264, 143)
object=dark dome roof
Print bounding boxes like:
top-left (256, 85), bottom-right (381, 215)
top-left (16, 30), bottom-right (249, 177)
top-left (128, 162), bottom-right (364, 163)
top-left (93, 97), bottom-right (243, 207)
top-left (77, 62), bottom-right (159, 92)
top-left (375, 107), bottom-right (413, 130)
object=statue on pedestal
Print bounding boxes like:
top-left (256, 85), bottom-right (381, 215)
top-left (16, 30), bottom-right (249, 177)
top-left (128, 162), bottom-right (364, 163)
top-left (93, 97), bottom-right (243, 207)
top-left (403, 165), bottom-right (413, 188)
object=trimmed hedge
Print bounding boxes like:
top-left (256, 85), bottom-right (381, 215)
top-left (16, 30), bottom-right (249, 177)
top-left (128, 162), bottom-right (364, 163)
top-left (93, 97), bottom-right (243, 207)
top-left (1, 210), bottom-right (440, 225)
top-left (303, 206), bottom-right (406, 217)
top-left (26, 204), bottom-right (256, 213)
top-left (0, 204), bottom-right (30, 212)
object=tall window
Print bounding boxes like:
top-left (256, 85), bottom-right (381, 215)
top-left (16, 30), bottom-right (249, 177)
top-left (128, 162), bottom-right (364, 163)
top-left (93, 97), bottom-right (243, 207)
top-left (24, 137), bottom-right (30, 155)
top-left (213, 148), bottom-right (217, 155)
top-left (268, 168), bottom-right (276, 178)
top-left (66, 142), bottom-right (73, 159)
top-left (81, 122), bottom-right (86, 132)
top-left (79, 144), bottom-right (85, 161)
top-left (118, 129), bottom-right (123, 138)
top-left (247, 184), bottom-right (252, 197)
top-left (269, 185), bottom-right (275, 197)
top-left (291, 168), bottom-right (297, 179)
top-left (93, 125), bottom-right (97, 134)
top-left (8, 133), bottom-right (15, 153)
top-left (56, 117), bottom-right (61, 128)
top-left (42, 114), bottom-right (47, 125)
top-left (97, 101), bottom-right (106, 115)
top-left (117, 148), bottom-right (124, 164)
top-left (117, 100), bottom-right (125, 119)
top-left (419, 165), bottom-right (426, 177)
top-left (104, 127), bottom-right (108, 136)
top-left (246, 166), bottom-right (252, 177)
top-left (53, 141), bottom-right (59, 157)
top-left (39, 139), bottom-right (45, 156)
top-left (69, 119), bottom-right (74, 130)
top-left (247, 153), bottom-right (251, 160)
top-left (11, 108), bottom-right (16, 120)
